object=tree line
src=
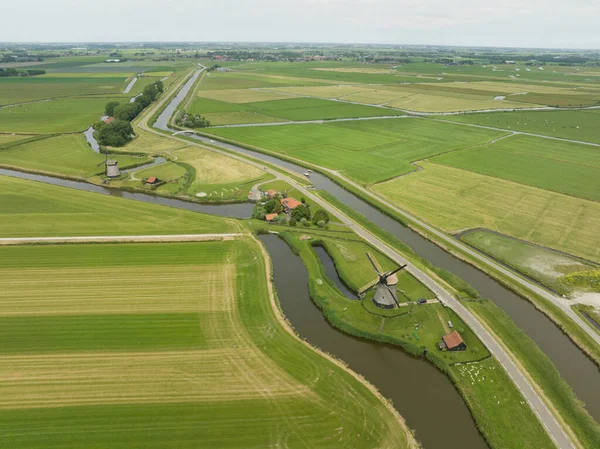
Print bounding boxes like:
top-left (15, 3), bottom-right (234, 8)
top-left (94, 79), bottom-right (164, 147)
top-left (0, 68), bottom-right (46, 77)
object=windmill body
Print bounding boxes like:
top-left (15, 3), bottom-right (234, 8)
top-left (358, 252), bottom-right (407, 309)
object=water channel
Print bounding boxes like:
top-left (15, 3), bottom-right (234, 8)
top-left (155, 70), bottom-right (600, 424)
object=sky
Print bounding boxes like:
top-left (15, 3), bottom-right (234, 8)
top-left (2, 0), bottom-right (599, 49)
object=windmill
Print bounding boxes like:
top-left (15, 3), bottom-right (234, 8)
top-left (358, 252), bottom-right (407, 309)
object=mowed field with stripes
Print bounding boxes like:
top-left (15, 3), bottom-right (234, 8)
top-left (0, 240), bottom-right (411, 449)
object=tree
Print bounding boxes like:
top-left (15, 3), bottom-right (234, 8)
top-left (264, 199), bottom-right (282, 214)
top-left (300, 218), bottom-right (310, 227)
top-left (104, 101), bottom-right (120, 116)
top-left (312, 208), bottom-right (330, 224)
top-left (317, 220), bottom-right (326, 228)
top-left (291, 204), bottom-right (310, 221)
top-left (289, 217), bottom-right (297, 227)
top-left (143, 83), bottom-right (159, 101)
top-left (155, 80), bottom-right (164, 93)
top-left (96, 119), bottom-right (134, 147)
top-left (134, 94), bottom-right (152, 109)
top-left (113, 103), bottom-right (140, 122)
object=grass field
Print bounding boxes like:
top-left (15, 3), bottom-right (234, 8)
top-left (461, 229), bottom-right (597, 296)
top-left (0, 134), bottom-right (149, 178)
top-left (190, 96), bottom-right (404, 125)
top-left (0, 175), bottom-right (239, 237)
top-left (109, 128), bottom-right (189, 154)
top-left (0, 240), bottom-right (412, 449)
top-left (318, 237), bottom-right (435, 301)
top-left (0, 76), bottom-right (128, 105)
top-left (373, 161), bottom-right (600, 263)
top-left (442, 110), bottom-right (600, 144)
top-left (432, 134), bottom-right (600, 202)
top-left (0, 97), bottom-right (119, 133)
top-left (262, 84), bottom-right (538, 112)
top-left (173, 145), bottom-right (265, 186)
top-left (206, 118), bottom-right (505, 184)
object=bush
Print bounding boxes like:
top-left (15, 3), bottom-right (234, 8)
top-left (300, 218), bottom-right (310, 227)
top-left (317, 220), bottom-right (326, 228)
top-left (312, 208), bottom-right (330, 224)
top-left (289, 217), bottom-right (297, 227)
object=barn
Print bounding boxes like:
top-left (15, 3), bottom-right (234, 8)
top-left (440, 330), bottom-right (467, 352)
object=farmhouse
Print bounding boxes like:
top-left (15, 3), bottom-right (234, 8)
top-left (146, 176), bottom-right (158, 185)
top-left (281, 197), bottom-right (302, 212)
top-left (106, 160), bottom-right (120, 178)
top-left (265, 213), bottom-right (278, 222)
top-left (440, 330), bottom-right (467, 352)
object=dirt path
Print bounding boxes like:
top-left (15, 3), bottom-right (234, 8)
top-left (0, 234), bottom-right (244, 246)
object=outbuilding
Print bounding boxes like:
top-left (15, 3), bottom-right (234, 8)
top-left (441, 330), bottom-right (467, 352)
top-left (146, 176), bottom-right (158, 185)
top-left (265, 213), bottom-right (278, 222)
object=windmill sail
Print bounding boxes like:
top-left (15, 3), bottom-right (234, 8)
top-left (361, 252), bottom-right (407, 309)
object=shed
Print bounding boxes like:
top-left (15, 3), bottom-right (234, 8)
top-left (146, 176), bottom-right (158, 185)
top-left (265, 213), bottom-right (278, 222)
top-left (106, 159), bottom-right (120, 178)
top-left (266, 189), bottom-right (278, 199)
top-left (442, 330), bottom-right (467, 352)
top-left (104, 116), bottom-right (115, 124)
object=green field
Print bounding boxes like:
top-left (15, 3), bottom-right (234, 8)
top-left (0, 76), bottom-right (128, 105)
top-left (0, 240), bottom-right (412, 449)
top-left (318, 237), bottom-right (435, 301)
top-left (0, 175), bottom-right (240, 237)
top-left (206, 118), bottom-right (505, 184)
top-left (432, 134), bottom-right (600, 201)
top-left (461, 229), bottom-right (598, 296)
top-left (189, 96), bottom-right (405, 124)
top-left (442, 110), bottom-right (600, 144)
top-left (0, 97), bottom-right (120, 133)
top-left (373, 161), bottom-right (600, 263)
top-left (0, 134), bottom-right (148, 178)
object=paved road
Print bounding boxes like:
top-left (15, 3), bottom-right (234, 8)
top-left (0, 234), bottom-right (244, 245)
top-left (142, 69), bottom-right (576, 448)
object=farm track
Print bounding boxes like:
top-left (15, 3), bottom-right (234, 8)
top-left (0, 233), bottom-right (244, 245)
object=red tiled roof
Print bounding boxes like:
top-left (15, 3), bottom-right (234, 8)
top-left (281, 197), bottom-right (302, 210)
top-left (265, 213), bottom-right (278, 221)
top-left (104, 116), bottom-right (115, 124)
top-left (442, 330), bottom-right (464, 349)
top-left (267, 189), bottom-right (277, 196)
top-left (147, 176), bottom-right (157, 184)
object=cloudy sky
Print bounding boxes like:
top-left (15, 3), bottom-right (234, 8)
top-left (2, 0), bottom-right (599, 49)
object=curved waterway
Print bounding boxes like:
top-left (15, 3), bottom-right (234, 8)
top-left (261, 234), bottom-right (488, 449)
top-left (155, 70), bottom-right (600, 424)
